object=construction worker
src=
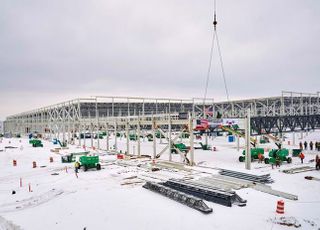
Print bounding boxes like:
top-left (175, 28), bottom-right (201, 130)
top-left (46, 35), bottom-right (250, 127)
top-left (299, 152), bottom-right (305, 164)
top-left (276, 156), bottom-right (281, 168)
top-left (316, 155), bottom-right (320, 170)
top-left (304, 141), bottom-right (308, 150)
top-left (299, 142), bottom-right (303, 150)
top-left (310, 141), bottom-right (314, 151)
top-left (275, 156), bottom-right (281, 168)
top-left (258, 153), bottom-right (264, 163)
top-left (74, 161), bottom-right (80, 173)
top-left (315, 142), bottom-right (319, 151)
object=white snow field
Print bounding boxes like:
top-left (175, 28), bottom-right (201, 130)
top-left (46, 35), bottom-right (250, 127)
top-left (1, 131), bottom-right (320, 230)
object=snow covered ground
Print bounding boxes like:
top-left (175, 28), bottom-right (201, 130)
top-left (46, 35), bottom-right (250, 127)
top-left (1, 131), bottom-right (320, 230)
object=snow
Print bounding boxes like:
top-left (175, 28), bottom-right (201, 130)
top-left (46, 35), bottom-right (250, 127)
top-left (1, 131), bottom-right (320, 230)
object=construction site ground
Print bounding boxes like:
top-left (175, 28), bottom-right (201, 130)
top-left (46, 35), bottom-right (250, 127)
top-left (0, 131), bottom-right (320, 230)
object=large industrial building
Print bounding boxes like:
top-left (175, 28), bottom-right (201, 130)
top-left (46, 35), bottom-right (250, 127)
top-left (3, 96), bottom-right (214, 136)
top-left (3, 91), bottom-right (320, 137)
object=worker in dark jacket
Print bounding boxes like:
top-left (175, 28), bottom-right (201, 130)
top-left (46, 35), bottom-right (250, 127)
top-left (275, 156), bottom-right (281, 168)
top-left (304, 141), bottom-right (308, 150)
top-left (316, 155), bottom-right (320, 170)
top-left (310, 141), bottom-right (314, 151)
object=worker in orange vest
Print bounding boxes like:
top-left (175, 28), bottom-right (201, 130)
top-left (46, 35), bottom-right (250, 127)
top-left (258, 153), bottom-right (264, 163)
top-left (299, 152), bottom-right (305, 164)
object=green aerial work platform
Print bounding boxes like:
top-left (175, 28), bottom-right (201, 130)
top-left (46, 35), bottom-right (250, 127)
top-left (239, 148), bottom-right (265, 162)
top-left (155, 130), bottom-right (165, 138)
top-left (77, 155), bottom-right (101, 171)
top-left (199, 142), bottom-right (212, 150)
top-left (29, 139), bottom-right (43, 147)
top-left (264, 149), bottom-right (292, 164)
top-left (171, 143), bottom-right (189, 154)
top-left (61, 151), bottom-right (89, 163)
top-left (292, 149), bottom-right (302, 157)
top-left (129, 134), bottom-right (138, 141)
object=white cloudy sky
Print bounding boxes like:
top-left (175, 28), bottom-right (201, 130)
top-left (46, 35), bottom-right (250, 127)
top-left (0, 0), bottom-right (319, 120)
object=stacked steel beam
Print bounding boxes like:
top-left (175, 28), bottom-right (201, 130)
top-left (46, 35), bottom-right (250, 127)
top-left (162, 179), bottom-right (247, 207)
top-left (282, 166), bottom-right (315, 174)
top-left (143, 181), bottom-right (213, 214)
top-left (219, 169), bottom-right (274, 184)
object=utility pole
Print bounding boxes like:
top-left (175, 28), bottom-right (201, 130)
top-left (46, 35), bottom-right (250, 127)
top-left (152, 116), bottom-right (156, 159)
top-left (245, 109), bottom-right (251, 170)
top-left (189, 112), bottom-right (195, 166)
top-left (114, 121), bottom-right (118, 151)
top-left (106, 122), bottom-right (109, 151)
top-left (137, 116), bottom-right (141, 157)
top-left (126, 117), bottom-right (129, 155)
top-left (168, 114), bottom-right (172, 161)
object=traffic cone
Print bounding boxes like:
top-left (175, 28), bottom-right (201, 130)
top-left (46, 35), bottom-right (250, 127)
top-left (276, 200), bottom-right (285, 214)
top-left (32, 161), bottom-right (37, 168)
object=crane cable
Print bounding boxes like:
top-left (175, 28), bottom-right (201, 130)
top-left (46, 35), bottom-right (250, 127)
top-left (203, 0), bottom-right (230, 110)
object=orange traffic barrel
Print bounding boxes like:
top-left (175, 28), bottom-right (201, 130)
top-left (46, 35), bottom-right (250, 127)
top-left (276, 200), bottom-right (285, 214)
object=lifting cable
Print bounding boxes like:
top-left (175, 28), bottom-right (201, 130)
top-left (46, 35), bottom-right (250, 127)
top-left (203, 0), bottom-right (230, 110)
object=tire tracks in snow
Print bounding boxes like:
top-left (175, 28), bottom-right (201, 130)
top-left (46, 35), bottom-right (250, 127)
top-left (0, 189), bottom-right (74, 213)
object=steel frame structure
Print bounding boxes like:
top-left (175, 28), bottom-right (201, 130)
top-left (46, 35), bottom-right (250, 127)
top-left (213, 91), bottom-right (320, 118)
top-left (4, 91), bottom-right (320, 140)
top-left (4, 96), bottom-right (214, 136)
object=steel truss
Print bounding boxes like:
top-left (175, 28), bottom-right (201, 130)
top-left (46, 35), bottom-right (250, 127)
top-left (251, 114), bottom-right (320, 135)
top-left (213, 91), bottom-right (320, 118)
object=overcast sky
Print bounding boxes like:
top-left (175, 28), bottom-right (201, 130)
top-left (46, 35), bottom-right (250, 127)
top-left (0, 0), bottom-right (319, 120)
